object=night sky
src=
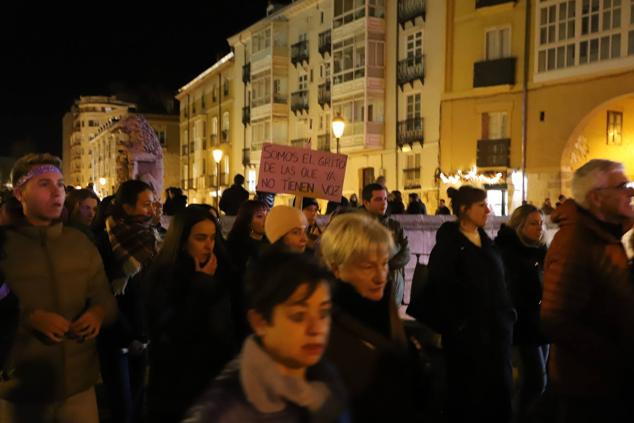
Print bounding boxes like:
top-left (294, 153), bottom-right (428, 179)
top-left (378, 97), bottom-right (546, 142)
top-left (1, 1), bottom-right (281, 157)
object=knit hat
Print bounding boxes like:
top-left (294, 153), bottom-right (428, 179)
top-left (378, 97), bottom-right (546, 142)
top-left (265, 205), bottom-right (308, 244)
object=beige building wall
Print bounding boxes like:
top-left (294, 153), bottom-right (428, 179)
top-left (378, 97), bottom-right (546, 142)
top-left (224, 0), bottom-right (439, 209)
top-left (176, 53), bottom-right (237, 205)
top-left (89, 113), bottom-right (180, 198)
top-left (62, 96), bottom-right (134, 188)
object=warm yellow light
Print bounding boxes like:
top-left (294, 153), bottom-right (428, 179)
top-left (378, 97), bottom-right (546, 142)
top-left (401, 144), bottom-right (412, 152)
top-left (331, 114), bottom-right (345, 139)
top-left (212, 148), bottom-right (224, 163)
top-left (99, 177), bottom-right (107, 186)
top-left (75, 185), bottom-right (82, 190)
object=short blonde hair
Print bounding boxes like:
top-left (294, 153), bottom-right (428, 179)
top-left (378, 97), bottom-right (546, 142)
top-left (319, 212), bottom-right (395, 270)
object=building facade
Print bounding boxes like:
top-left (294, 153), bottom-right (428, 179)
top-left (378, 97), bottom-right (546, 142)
top-left (62, 96), bottom-right (180, 197)
top-left (62, 96), bottom-right (134, 188)
top-left (221, 0), bottom-right (445, 207)
top-left (175, 53), bottom-right (237, 205)
top-left (441, 0), bottom-right (634, 214)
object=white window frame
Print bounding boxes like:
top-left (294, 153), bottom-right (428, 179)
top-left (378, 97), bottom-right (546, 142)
top-left (484, 26), bottom-right (512, 60)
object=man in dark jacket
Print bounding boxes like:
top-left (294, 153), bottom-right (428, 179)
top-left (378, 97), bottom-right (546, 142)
top-left (542, 159), bottom-right (634, 422)
top-left (219, 174), bottom-right (249, 216)
top-left (362, 183), bottom-right (410, 305)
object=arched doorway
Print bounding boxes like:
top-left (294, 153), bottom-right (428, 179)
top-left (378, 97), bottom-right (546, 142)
top-left (560, 93), bottom-right (634, 195)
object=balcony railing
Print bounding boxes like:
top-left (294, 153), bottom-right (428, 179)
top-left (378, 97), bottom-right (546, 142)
top-left (317, 134), bottom-right (331, 152)
top-left (318, 82), bottom-right (331, 109)
top-left (291, 90), bottom-right (309, 115)
top-left (398, 0), bottom-right (425, 28)
top-left (477, 138), bottom-right (510, 167)
top-left (476, 0), bottom-right (516, 8)
top-left (242, 62), bottom-right (250, 84)
top-left (318, 30), bottom-right (331, 57)
top-left (397, 117), bottom-right (424, 147)
top-left (291, 138), bottom-right (310, 148)
top-left (473, 57), bottom-right (516, 87)
top-left (397, 55), bottom-right (425, 88)
top-left (242, 106), bottom-right (250, 126)
top-left (273, 94), bottom-right (287, 104)
top-left (291, 40), bottom-right (309, 67)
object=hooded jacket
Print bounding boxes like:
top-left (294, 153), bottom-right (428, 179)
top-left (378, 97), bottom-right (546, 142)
top-left (542, 199), bottom-right (634, 396)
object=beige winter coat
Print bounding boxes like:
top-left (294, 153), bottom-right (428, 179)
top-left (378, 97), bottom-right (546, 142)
top-left (0, 223), bottom-right (117, 401)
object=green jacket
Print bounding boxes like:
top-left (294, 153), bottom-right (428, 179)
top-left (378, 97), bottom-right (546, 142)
top-left (0, 223), bottom-right (117, 401)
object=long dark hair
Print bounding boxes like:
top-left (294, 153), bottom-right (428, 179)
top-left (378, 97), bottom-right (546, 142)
top-left (145, 207), bottom-right (218, 306)
top-left (227, 200), bottom-right (269, 245)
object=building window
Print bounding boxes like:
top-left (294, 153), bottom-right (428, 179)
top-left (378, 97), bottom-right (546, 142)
top-left (403, 154), bottom-right (421, 189)
top-left (333, 34), bottom-right (365, 85)
top-left (406, 94), bottom-right (421, 119)
top-left (252, 72), bottom-right (272, 107)
top-left (155, 130), bottom-right (166, 146)
top-left (368, 41), bottom-right (385, 68)
top-left (407, 32), bottom-right (423, 59)
top-left (481, 112), bottom-right (509, 140)
top-left (629, 29), bottom-right (634, 54)
top-left (252, 28), bottom-right (271, 54)
top-left (332, 97), bottom-right (364, 137)
top-left (333, 0), bottom-right (366, 28)
top-left (252, 119), bottom-right (271, 147)
top-left (222, 112), bottom-right (230, 142)
top-left (607, 110), bottom-right (623, 145)
top-left (538, 0), bottom-right (633, 73)
top-left (485, 27), bottom-right (511, 60)
top-left (369, 0), bottom-right (385, 17)
top-left (298, 73), bottom-right (308, 91)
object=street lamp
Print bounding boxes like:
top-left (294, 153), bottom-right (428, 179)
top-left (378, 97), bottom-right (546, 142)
top-left (212, 148), bottom-right (224, 208)
top-left (98, 177), bottom-right (107, 197)
top-left (331, 114), bottom-right (345, 154)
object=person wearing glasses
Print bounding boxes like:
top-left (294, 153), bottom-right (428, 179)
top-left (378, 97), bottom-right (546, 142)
top-left (542, 159), bottom-right (634, 422)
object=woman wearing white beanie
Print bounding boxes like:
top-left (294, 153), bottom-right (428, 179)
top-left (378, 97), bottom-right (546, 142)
top-left (265, 205), bottom-right (309, 253)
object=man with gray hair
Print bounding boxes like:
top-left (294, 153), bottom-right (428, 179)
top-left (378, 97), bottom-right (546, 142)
top-left (542, 159), bottom-right (634, 421)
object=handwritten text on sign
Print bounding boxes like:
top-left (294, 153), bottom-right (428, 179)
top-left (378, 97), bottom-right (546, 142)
top-left (257, 143), bottom-right (348, 201)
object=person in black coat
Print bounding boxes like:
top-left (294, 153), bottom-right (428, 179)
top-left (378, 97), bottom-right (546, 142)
top-left (320, 212), bottom-right (420, 421)
top-left (417, 186), bottom-right (515, 423)
top-left (495, 205), bottom-right (548, 423)
top-left (407, 193), bottom-right (427, 215)
top-left (145, 207), bottom-right (239, 423)
top-left (219, 174), bottom-right (249, 216)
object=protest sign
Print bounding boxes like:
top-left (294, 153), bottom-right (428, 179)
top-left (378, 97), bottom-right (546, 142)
top-left (256, 143), bottom-right (348, 201)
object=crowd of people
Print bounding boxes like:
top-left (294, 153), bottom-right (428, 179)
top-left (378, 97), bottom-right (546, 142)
top-left (0, 153), bottom-right (633, 423)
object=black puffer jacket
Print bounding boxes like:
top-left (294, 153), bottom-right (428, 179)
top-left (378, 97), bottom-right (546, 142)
top-left (495, 224), bottom-right (548, 345)
top-left (146, 257), bottom-right (239, 423)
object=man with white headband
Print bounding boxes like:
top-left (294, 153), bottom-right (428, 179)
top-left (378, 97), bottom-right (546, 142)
top-left (0, 153), bottom-right (117, 423)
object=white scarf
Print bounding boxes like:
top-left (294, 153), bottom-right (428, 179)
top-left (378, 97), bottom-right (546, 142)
top-left (239, 336), bottom-right (330, 414)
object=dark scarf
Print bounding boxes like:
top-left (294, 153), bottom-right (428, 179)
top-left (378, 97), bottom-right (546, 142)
top-left (332, 281), bottom-right (391, 339)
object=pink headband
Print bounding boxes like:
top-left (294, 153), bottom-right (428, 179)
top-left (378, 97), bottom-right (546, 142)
top-left (14, 165), bottom-right (62, 190)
